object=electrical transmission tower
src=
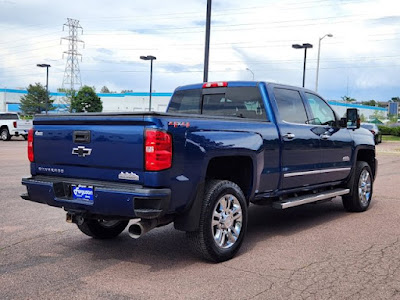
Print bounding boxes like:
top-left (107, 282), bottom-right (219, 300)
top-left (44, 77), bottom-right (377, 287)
top-left (61, 18), bottom-right (84, 91)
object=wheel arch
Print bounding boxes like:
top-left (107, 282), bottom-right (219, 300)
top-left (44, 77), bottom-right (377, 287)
top-left (205, 155), bottom-right (254, 203)
top-left (174, 154), bottom-right (255, 232)
top-left (355, 146), bottom-right (377, 180)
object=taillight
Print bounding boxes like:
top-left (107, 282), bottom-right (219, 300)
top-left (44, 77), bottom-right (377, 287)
top-left (13, 121), bottom-right (17, 128)
top-left (202, 81), bottom-right (228, 88)
top-left (28, 128), bottom-right (34, 162)
top-left (145, 129), bottom-right (172, 171)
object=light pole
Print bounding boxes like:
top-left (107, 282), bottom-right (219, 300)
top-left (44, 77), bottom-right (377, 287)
top-left (36, 63), bottom-right (51, 114)
top-left (246, 68), bottom-right (254, 80)
top-left (140, 55), bottom-right (156, 111)
top-left (203, 0), bottom-right (212, 82)
top-left (315, 33), bottom-right (333, 92)
top-left (292, 43), bottom-right (313, 88)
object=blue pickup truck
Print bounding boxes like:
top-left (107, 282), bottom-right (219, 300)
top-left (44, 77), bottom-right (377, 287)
top-left (22, 81), bottom-right (377, 262)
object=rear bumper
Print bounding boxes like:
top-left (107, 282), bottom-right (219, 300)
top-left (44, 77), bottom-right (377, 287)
top-left (21, 176), bottom-right (171, 219)
top-left (10, 128), bottom-right (27, 136)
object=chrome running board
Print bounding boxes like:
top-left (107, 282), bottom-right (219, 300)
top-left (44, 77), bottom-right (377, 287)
top-left (272, 188), bottom-right (350, 209)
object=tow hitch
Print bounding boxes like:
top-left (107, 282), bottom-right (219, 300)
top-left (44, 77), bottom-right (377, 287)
top-left (66, 212), bottom-right (85, 225)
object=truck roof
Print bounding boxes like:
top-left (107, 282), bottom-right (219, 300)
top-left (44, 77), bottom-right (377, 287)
top-left (175, 81), bottom-right (317, 94)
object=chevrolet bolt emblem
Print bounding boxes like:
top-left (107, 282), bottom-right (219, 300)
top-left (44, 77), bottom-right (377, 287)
top-left (72, 146), bottom-right (92, 157)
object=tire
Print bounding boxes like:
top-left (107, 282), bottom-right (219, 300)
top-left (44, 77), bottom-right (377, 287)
top-left (77, 219), bottom-right (129, 239)
top-left (23, 135), bottom-right (28, 140)
top-left (1, 128), bottom-right (11, 141)
top-left (187, 180), bottom-right (248, 262)
top-left (342, 161), bottom-right (373, 212)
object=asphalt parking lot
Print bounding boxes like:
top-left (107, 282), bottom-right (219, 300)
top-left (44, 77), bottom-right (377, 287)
top-left (1, 139), bottom-right (400, 299)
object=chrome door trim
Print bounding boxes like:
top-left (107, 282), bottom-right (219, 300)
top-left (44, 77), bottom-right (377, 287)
top-left (284, 167), bottom-right (351, 178)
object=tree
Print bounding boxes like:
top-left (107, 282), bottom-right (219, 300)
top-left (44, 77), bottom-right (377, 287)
top-left (100, 86), bottom-right (110, 93)
top-left (361, 100), bottom-right (376, 107)
top-left (372, 110), bottom-right (385, 120)
top-left (19, 83), bottom-right (54, 115)
top-left (100, 86), bottom-right (116, 93)
top-left (121, 89), bottom-right (133, 93)
top-left (70, 86), bottom-right (103, 113)
top-left (391, 97), bottom-right (400, 102)
top-left (341, 96), bottom-right (356, 102)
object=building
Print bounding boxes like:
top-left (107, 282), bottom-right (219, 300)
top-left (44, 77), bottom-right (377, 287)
top-left (0, 88), bottom-right (388, 119)
top-left (388, 102), bottom-right (399, 117)
top-left (0, 88), bottom-right (171, 113)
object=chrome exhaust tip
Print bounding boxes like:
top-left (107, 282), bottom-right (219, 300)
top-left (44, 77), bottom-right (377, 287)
top-left (128, 219), bottom-right (157, 239)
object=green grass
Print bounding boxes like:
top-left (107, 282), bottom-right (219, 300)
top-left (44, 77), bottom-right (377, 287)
top-left (382, 135), bottom-right (400, 141)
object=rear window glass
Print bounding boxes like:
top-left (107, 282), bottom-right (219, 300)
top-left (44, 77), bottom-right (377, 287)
top-left (168, 89), bottom-right (202, 114)
top-left (167, 86), bottom-right (268, 121)
top-left (0, 114), bottom-right (18, 120)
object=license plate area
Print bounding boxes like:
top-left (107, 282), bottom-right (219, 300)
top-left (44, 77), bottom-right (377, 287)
top-left (71, 185), bottom-right (94, 203)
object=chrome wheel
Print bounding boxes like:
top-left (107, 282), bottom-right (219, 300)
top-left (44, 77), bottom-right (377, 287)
top-left (1, 130), bottom-right (7, 141)
top-left (358, 169), bottom-right (371, 206)
top-left (211, 194), bottom-right (243, 249)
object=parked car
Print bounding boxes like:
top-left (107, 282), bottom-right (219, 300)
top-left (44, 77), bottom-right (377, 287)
top-left (361, 123), bottom-right (382, 144)
top-left (21, 81), bottom-right (377, 262)
top-left (0, 113), bottom-right (32, 141)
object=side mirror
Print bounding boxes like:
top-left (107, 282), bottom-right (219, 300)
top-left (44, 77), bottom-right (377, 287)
top-left (346, 108), bottom-right (360, 129)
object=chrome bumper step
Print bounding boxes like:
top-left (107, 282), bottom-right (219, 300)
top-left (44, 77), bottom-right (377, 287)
top-left (272, 188), bottom-right (350, 209)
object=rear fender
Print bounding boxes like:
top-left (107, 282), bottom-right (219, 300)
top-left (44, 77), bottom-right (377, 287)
top-left (174, 130), bottom-right (263, 231)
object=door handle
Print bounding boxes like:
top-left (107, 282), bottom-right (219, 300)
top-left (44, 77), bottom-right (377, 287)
top-left (320, 134), bottom-right (330, 140)
top-left (283, 133), bottom-right (295, 140)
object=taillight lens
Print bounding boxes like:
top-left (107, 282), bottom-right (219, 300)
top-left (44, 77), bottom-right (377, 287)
top-left (145, 129), bottom-right (172, 171)
top-left (28, 128), bottom-right (34, 162)
top-left (202, 81), bottom-right (228, 88)
top-left (13, 121), bottom-right (17, 128)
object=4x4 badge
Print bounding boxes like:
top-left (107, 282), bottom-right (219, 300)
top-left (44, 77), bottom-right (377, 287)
top-left (72, 146), bottom-right (92, 157)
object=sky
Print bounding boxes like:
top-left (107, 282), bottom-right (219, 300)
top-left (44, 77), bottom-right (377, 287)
top-left (0, 0), bottom-right (399, 101)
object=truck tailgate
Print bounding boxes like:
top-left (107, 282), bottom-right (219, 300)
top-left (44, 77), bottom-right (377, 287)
top-left (32, 116), bottom-right (147, 184)
top-left (17, 119), bottom-right (33, 131)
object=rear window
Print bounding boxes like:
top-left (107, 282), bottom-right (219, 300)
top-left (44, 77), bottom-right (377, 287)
top-left (167, 89), bottom-right (202, 114)
top-left (0, 114), bottom-right (18, 120)
top-left (168, 86), bottom-right (268, 121)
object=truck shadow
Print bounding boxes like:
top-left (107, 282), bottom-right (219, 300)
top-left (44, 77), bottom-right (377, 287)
top-left (244, 199), bottom-right (349, 246)
top-left (66, 197), bottom-right (370, 272)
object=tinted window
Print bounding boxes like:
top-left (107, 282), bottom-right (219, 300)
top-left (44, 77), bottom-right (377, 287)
top-left (202, 87), bottom-right (267, 121)
top-left (304, 93), bottom-right (336, 126)
top-left (167, 86), bottom-right (267, 121)
top-left (168, 89), bottom-right (202, 114)
top-left (226, 87), bottom-right (267, 121)
top-left (274, 88), bottom-right (308, 124)
top-left (0, 114), bottom-right (18, 120)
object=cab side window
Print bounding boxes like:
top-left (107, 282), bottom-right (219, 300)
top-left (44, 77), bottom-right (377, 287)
top-left (304, 93), bottom-right (336, 126)
top-left (274, 88), bottom-right (308, 124)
